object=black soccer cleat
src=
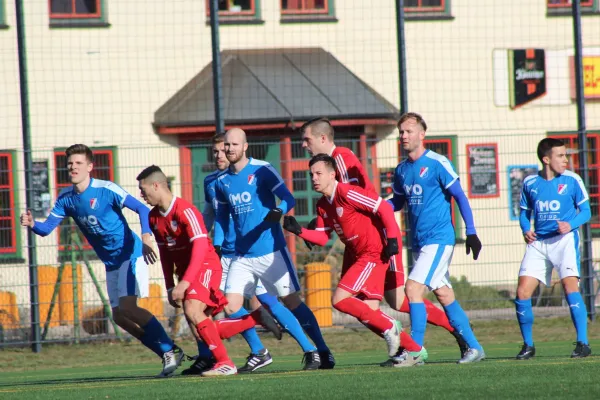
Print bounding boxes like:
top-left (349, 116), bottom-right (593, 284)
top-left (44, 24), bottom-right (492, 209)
top-left (302, 351), bottom-right (321, 370)
top-left (318, 351), bottom-right (336, 369)
top-left (571, 342), bottom-right (591, 358)
top-left (238, 349), bottom-right (273, 373)
top-left (451, 330), bottom-right (468, 358)
top-left (181, 357), bottom-right (215, 375)
top-left (516, 344), bottom-right (536, 360)
top-left (256, 307), bottom-right (283, 340)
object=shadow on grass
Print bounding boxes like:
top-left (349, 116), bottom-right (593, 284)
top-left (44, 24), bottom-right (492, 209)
top-left (0, 374), bottom-right (157, 388)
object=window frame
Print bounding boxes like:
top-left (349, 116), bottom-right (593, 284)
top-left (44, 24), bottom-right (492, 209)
top-left (546, 0), bottom-right (599, 16)
top-left (205, 0), bottom-right (264, 25)
top-left (404, 0), bottom-right (453, 21)
top-left (49, 0), bottom-right (110, 28)
top-left (0, 151), bottom-right (23, 262)
top-left (280, 0), bottom-right (337, 23)
top-left (53, 147), bottom-right (117, 252)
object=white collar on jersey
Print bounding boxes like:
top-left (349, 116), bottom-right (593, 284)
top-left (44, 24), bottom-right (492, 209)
top-left (160, 196), bottom-right (177, 217)
top-left (327, 181), bottom-right (338, 204)
top-left (328, 145), bottom-right (336, 156)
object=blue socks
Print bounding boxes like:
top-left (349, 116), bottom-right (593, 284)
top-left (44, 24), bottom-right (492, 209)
top-left (140, 316), bottom-right (174, 357)
top-left (515, 298), bottom-right (534, 346)
top-left (290, 302), bottom-right (330, 353)
top-left (566, 291), bottom-right (588, 345)
top-left (229, 308), bottom-right (265, 355)
top-left (257, 294), bottom-right (316, 353)
top-left (443, 301), bottom-right (482, 350)
top-left (409, 302), bottom-right (427, 346)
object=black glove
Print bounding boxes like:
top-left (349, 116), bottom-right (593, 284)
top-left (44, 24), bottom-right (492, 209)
top-left (303, 218), bottom-right (319, 250)
top-left (465, 234), bottom-right (482, 260)
top-left (264, 208), bottom-right (283, 223)
top-left (214, 245), bottom-right (222, 259)
top-left (283, 216), bottom-right (302, 235)
top-left (383, 237), bottom-right (399, 259)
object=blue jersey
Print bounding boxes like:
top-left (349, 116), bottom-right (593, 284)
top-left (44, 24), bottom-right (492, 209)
top-left (214, 158), bottom-right (292, 257)
top-left (50, 179), bottom-right (142, 271)
top-left (392, 150), bottom-right (459, 248)
top-left (520, 170), bottom-right (589, 239)
top-left (204, 170), bottom-right (236, 257)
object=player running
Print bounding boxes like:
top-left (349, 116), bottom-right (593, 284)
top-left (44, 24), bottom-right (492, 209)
top-left (300, 117), bottom-right (468, 357)
top-left (137, 165), bottom-right (237, 377)
top-left (283, 154), bottom-right (427, 363)
top-left (213, 128), bottom-right (333, 370)
top-left (388, 113), bottom-right (484, 366)
top-left (200, 133), bottom-right (282, 374)
top-left (515, 138), bottom-right (591, 360)
top-left (20, 144), bottom-right (184, 377)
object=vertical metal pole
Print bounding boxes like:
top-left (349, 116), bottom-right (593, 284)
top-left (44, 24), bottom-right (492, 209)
top-left (70, 237), bottom-right (80, 344)
top-left (14, 0), bottom-right (41, 352)
top-left (571, 0), bottom-right (595, 321)
top-left (209, 0), bottom-right (224, 134)
top-left (395, 0), bottom-right (413, 270)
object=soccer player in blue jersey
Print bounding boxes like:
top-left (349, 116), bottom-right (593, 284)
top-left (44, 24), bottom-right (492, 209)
top-left (388, 113), bottom-right (484, 366)
top-left (20, 144), bottom-right (183, 377)
top-left (515, 138), bottom-right (592, 359)
top-left (184, 133), bottom-right (281, 375)
top-left (213, 128), bottom-right (333, 370)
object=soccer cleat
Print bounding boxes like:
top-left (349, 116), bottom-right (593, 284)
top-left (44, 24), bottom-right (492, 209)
top-left (201, 360), bottom-right (238, 377)
top-left (382, 320), bottom-right (402, 357)
top-left (302, 351), bottom-right (321, 370)
top-left (238, 349), bottom-right (273, 373)
top-left (571, 342), bottom-right (592, 358)
top-left (257, 308), bottom-right (283, 340)
top-left (451, 330), bottom-right (468, 358)
top-left (457, 348), bottom-right (485, 364)
top-left (380, 347), bottom-right (404, 367)
top-left (318, 351), bottom-right (336, 370)
top-left (181, 357), bottom-right (216, 375)
top-left (392, 347), bottom-right (428, 368)
top-left (156, 345), bottom-right (185, 378)
top-left (516, 344), bottom-right (536, 360)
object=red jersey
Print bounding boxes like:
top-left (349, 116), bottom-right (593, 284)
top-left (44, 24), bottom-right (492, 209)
top-left (315, 182), bottom-right (399, 258)
top-left (150, 196), bottom-right (220, 288)
top-left (331, 146), bottom-right (377, 194)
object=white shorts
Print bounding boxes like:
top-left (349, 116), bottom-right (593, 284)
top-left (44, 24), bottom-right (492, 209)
top-left (224, 248), bottom-right (300, 298)
top-left (220, 256), bottom-right (267, 296)
top-left (519, 231), bottom-right (580, 286)
top-left (408, 244), bottom-right (454, 290)
top-left (106, 256), bottom-right (149, 308)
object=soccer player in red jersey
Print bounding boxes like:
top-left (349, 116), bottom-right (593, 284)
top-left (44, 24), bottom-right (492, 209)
top-left (137, 165), bottom-right (237, 377)
top-left (283, 154), bottom-right (427, 362)
top-left (300, 118), bottom-right (467, 357)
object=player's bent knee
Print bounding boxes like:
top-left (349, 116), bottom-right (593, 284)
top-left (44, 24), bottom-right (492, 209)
top-left (183, 300), bottom-right (208, 324)
top-left (331, 288), bottom-right (352, 306)
top-left (405, 280), bottom-right (424, 301)
top-left (561, 277), bottom-right (580, 294)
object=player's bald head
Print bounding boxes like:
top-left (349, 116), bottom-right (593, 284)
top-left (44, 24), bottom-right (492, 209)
top-left (301, 117), bottom-right (334, 141)
top-left (225, 128), bottom-right (247, 144)
top-left (136, 165), bottom-right (168, 185)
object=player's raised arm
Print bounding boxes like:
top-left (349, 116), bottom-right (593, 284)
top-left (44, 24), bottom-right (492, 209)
top-left (122, 192), bottom-right (156, 264)
top-left (262, 165), bottom-right (296, 223)
top-left (22, 194), bottom-right (67, 236)
top-left (283, 214), bottom-right (330, 247)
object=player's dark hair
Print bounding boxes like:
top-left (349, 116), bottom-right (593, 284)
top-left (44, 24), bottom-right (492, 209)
top-left (136, 165), bottom-right (164, 181)
top-left (309, 153), bottom-right (337, 172)
top-left (300, 117), bottom-right (334, 141)
top-left (537, 138), bottom-right (565, 163)
top-left (65, 144), bottom-right (94, 163)
top-left (212, 133), bottom-right (225, 144)
top-left (398, 112), bottom-right (427, 131)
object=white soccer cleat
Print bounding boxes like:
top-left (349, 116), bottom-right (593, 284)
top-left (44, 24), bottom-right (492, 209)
top-left (156, 346), bottom-right (185, 378)
top-left (382, 320), bottom-right (402, 357)
top-left (201, 361), bottom-right (238, 377)
top-left (457, 348), bottom-right (485, 364)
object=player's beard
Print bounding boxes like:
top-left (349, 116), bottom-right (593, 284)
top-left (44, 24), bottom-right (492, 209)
top-left (226, 150), bottom-right (244, 165)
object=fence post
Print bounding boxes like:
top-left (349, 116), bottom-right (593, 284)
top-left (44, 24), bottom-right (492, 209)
top-left (209, 0), bottom-right (224, 134)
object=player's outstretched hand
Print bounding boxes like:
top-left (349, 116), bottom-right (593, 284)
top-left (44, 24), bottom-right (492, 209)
top-left (303, 217), bottom-right (318, 250)
top-left (383, 238), bottom-right (399, 259)
top-left (264, 208), bottom-right (284, 223)
top-left (20, 210), bottom-right (34, 228)
top-left (465, 234), bottom-right (482, 260)
top-left (283, 216), bottom-right (302, 235)
top-left (167, 288), bottom-right (181, 308)
top-left (141, 233), bottom-right (157, 265)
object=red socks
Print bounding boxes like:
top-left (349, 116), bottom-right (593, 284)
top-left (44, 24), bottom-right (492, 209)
top-left (196, 319), bottom-right (229, 362)
top-left (334, 297), bottom-right (394, 334)
top-left (214, 315), bottom-right (256, 339)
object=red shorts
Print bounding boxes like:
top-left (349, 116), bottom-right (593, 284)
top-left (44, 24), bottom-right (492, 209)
top-left (384, 254), bottom-right (405, 291)
top-left (339, 253), bottom-right (387, 300)
top-left (184, 268), bottom-right (228, 316)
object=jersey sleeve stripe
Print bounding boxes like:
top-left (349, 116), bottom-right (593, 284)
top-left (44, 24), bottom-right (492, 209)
top-left (50, 212), bottom-right (64, 219)
top-left (316, 227), bottom-right (332, 231)
top-left (184, 208), bottom-right (204, 237)
top-left (189, 234), bottom-right (208, 242)
top-left (444, 176), bottom-right (458, 189)
top-left (271, 181), bottom-right (283, 192)
top-left (520, 205), bottom-right (530, 210)
top-left (373, 197), bottom-right (382, 213)
top-left (335, 154), bottom-right (350, 183)
top-left (577, 198), bottom-right (589, 206)
top-left (347, 190), bottom-right (378, 209)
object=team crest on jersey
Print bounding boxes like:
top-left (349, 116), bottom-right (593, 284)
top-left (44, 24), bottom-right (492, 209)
top-left (336, 207), bottom-right (344, 217)
top-left (248, 174), bottom-right (256, 185)
top-left (171, 220), bottom-right (178, 231)
top-left (558, 184), bottom-right (567, 194)
top-left (323, 212), bottom-right (328, 219)
top-left (419, 167), bottom-right (429, 178)
top-left (89, 198), bottom-right (99, 210)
